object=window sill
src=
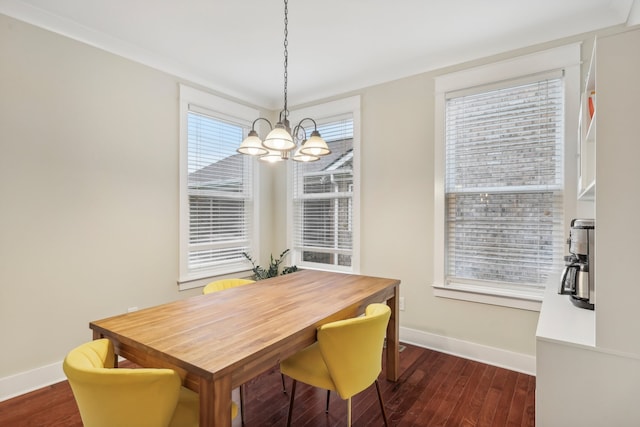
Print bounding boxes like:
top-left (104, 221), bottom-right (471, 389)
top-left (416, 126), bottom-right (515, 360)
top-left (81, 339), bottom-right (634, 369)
top-left (432, 283), bottom-right (542, 312)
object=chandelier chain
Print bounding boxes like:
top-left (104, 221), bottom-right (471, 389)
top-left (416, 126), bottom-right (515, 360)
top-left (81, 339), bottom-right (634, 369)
top-left (283, 0), bottom-right (289, 119)
top-left (236, 0), bottom-right (330, 162)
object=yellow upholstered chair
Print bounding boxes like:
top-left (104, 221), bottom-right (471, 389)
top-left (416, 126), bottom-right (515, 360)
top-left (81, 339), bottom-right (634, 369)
top-left (63, 338), bottom-right (237, 427)
top-left (280, 303), bottom-right (391, 427)
top-left (202, 278), bottom-right (255, 294)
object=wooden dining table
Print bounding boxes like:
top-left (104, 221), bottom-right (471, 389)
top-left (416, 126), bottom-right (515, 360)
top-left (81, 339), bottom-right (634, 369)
top-left (89, 269), bottom-right (400, 427)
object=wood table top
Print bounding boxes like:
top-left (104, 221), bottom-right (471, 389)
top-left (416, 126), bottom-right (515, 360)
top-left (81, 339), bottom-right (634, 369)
top-left (90, 269), bottom-right (400, 387)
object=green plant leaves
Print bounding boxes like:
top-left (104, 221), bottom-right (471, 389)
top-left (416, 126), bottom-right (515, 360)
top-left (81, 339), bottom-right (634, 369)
top-left (242, 249), bottom-right (298, 280)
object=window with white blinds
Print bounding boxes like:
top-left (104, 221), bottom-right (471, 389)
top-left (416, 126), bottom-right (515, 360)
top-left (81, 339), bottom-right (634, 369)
top-left (179, 86), bottom-right (257, 286)
top-left (444, 75), bottom-right (565, 295)
top-left (186, 111), bottom-right (253, 273)
top-left (292, 116), bottom-right (355, 271)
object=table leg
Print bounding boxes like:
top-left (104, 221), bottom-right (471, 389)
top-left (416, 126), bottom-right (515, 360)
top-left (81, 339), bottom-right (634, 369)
top-left (200, 375), bottom-right (232, 427)
top-left (386, 285), bottom-right (400, 381)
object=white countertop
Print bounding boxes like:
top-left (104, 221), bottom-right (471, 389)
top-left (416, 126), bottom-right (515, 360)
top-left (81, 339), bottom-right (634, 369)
top-left (536, 275), bottom-right (595, 348)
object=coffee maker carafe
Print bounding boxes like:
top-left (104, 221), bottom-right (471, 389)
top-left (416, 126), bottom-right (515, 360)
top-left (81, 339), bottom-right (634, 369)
top-left (559, 218), bottom-right (595, 310)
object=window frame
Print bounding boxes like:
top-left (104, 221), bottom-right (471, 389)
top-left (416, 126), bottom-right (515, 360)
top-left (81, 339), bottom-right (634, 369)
top-left (433, 44), bottom-right (581, 311)
top-left (178, 85), bottom-right (260, 290)
top-left (287, 96), bottom-right (361, 274)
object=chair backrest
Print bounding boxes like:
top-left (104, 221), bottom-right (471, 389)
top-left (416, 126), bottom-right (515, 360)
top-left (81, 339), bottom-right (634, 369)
top-left (317, 303), bottom-right (391, 400)
top-left (202, 278), bottom-right (255, 294)
top-left (63, 339), bottom-right (183, 427)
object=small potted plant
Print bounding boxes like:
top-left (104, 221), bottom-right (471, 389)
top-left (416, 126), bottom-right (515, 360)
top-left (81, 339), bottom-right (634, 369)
top-left (242, 249), bottom-right (298, 280)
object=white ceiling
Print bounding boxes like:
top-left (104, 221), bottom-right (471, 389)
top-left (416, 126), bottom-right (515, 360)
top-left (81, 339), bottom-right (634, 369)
top-left (1, 0), bottom-right (638, 109)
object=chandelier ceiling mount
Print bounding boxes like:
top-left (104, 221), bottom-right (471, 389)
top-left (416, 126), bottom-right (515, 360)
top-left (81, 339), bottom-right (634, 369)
top-left (237, 0), bottom-right (330, 163)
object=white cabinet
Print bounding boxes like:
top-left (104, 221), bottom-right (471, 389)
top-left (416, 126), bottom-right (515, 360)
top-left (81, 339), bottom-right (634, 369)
top-left (537, 27), bottom-right (640, 426)
top-left (577, 42), bottom-right (596, 200)
top-left (593, 27), bottom-right (640, 355)
top-left (536, 282), bottom-right (640, 427)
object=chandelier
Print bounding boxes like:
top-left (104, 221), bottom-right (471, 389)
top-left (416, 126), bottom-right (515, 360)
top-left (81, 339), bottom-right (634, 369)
top-left (237, 0), bottom-right (330, 163)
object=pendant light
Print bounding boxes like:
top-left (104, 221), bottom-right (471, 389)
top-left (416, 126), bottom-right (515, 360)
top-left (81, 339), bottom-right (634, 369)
top-left (237, 0), bottom-right (330, 163)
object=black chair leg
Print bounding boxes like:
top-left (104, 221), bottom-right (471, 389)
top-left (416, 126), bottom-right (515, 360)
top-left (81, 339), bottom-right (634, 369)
top-left (325, 389), bottom-right (330, 413)
top-left (281, 373), bottom-right (287, 393)
top-left (286, 379), bottom-right (297, 427)
top-left (240, 384), bottom-right (245, 425)
top-left (374, 380), bottom-right (389, 427)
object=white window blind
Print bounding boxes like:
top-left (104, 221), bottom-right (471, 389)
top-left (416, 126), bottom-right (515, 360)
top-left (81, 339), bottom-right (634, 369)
top-left (292, 116), bottom-right (354, 269)
top-left (444, 75), bottom-right (565, 293)
top-left (186, 109), bottom-right (253, 276)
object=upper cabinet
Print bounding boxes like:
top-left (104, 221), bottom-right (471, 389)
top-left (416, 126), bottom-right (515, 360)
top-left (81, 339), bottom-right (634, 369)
top-left (593, 27), bottom-right (640, 356)
top-left (577, 41), bottom-right (596, 200)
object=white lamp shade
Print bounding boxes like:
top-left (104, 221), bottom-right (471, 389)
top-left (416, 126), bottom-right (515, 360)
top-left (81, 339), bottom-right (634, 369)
top-left (263, 125), bottom-right (295, 152)
top-left (259, 149), bottom-right (284, 163)
top-left (237, 132), bottom-right (268, 156)
top-left (292, 146), bottom-right (319, 162)
top-left (299, 133), bottom-right (330, 156)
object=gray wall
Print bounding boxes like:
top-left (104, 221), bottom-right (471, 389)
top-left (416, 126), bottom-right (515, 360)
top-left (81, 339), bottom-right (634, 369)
top-left (0, 14), bottom-right (274, 380)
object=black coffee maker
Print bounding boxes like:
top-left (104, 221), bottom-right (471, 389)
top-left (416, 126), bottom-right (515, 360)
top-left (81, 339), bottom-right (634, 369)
top-left (558, 219), bottom-right (595, 310)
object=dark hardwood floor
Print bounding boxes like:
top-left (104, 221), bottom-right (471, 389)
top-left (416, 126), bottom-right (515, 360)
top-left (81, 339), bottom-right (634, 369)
top-left (0, 343), bottom-right (535, 426)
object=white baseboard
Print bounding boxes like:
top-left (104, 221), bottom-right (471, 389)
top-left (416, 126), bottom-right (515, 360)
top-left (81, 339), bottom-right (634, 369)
top-left (0, 361), bottom-right (65, 402)
top-left (1, 328), bottom-right (535, 402)
top-left (400, 326), bottom-right (536, 376)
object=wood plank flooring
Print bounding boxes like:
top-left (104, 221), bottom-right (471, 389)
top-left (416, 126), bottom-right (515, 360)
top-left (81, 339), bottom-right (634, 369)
top-left (0, 343), bottom-right (535, 426)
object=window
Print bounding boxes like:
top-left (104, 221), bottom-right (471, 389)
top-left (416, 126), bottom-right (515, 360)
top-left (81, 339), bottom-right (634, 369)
top-left (179, 86), bottom-right (258, 289)
top-left (433, 45), bottom-right (580, 309)
top-left (288, 97), bottom-right (360, 273)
